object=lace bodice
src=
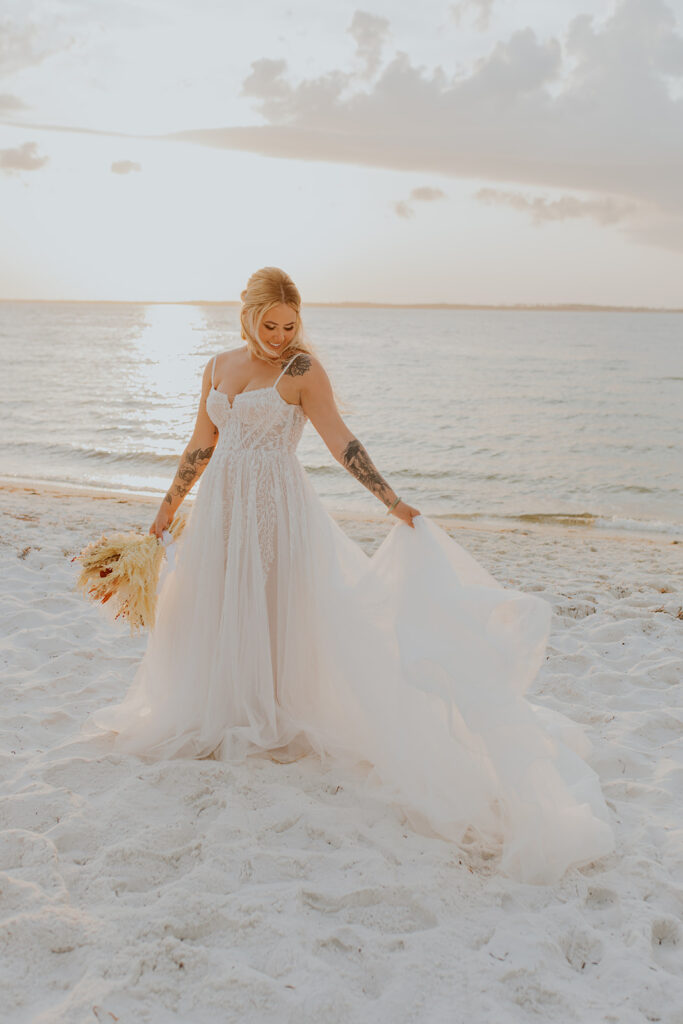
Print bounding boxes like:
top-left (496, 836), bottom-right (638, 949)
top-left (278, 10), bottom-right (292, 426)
top-left (206, 385), bottom-right (307, 457)
top-left (203, 352), bottom-right (309, 575)
top-left (206, 350), bottom-right (308, 460)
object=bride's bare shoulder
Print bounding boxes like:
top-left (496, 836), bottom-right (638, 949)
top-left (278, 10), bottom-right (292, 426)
top-left (222, 346), bottom-right (247, 363)
top-left (208, 346), bottom-right (246, 373)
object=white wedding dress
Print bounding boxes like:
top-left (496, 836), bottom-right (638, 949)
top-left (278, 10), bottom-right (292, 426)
top-left (88, 351), bottom-right (615, 884)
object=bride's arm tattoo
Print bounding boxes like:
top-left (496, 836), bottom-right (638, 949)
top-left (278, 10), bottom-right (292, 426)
top-left (341, 439), bottom-right (396, 507)
top-left (163, 442), bottom-right (215, 507)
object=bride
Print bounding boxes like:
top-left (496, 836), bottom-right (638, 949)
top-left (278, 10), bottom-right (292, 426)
top-left (87, 266), bottom-right (615, 884)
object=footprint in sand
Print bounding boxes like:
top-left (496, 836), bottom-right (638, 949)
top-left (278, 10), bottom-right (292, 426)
top-left (314, 927), bottom-right (396, 999)
top-left (300, 886), bottom-right (438, 934)
top-left (559, 925), bottom-right (604, 972)
top-left (651, 917), bottom-right (682, 972)
top-left (583, 886), bottom-right (623, 926)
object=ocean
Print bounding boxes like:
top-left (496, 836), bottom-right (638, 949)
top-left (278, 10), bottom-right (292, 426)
top-left (1, 301), bottom-right (681, 538)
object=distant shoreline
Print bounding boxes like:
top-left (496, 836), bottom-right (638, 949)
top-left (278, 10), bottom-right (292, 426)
top-left (1, 299), bottom-right (682, 313)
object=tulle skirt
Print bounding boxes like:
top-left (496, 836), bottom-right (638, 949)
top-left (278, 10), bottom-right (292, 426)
top-left (87, 452), bottom-right (614, 884)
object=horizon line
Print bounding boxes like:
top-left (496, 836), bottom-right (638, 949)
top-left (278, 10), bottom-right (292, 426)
top-left (1, 299), bottom-right (682, 313)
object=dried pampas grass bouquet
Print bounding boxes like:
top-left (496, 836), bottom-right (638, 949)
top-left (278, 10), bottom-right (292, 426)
top-left (72, 513), bottom-right (187, 634)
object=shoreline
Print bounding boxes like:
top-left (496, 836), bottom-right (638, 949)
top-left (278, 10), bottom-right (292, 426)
top-left (1, 477), bottom-right (680, 548)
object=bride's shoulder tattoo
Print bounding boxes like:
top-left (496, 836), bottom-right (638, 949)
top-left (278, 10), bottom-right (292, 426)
top-left (282, 353), bottom-right (312, 378)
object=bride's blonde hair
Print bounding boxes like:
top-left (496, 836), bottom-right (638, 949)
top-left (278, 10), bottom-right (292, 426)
top-left (240, 266), bottom-right (314, 365)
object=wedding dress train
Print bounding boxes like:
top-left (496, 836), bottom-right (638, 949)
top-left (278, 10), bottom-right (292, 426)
top-left (87, 352), bottom-right (614, 884)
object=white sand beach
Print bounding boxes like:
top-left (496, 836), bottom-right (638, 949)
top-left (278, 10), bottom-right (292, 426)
top-left (1, 480), bottom-right (682, 1024)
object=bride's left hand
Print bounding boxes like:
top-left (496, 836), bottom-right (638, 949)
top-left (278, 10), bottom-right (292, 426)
top-left (390, 500), bottom-right (421, 528)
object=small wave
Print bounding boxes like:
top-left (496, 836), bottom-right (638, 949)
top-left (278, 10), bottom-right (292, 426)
top-left (82, 447), bottom-right (178, 467)
top-left (0, 471), bottom-right (163, 498)
top-left (306, 464), bottom-right (339, 476)
top-left (392, 468), bottom-right (447, 479)
top-left (431, 509), bottom-right (682, 538)
top-left (510, 511), bottom-right (682, 536)
top-left (516, 511), bottom-right (681, 536)
top-left (513, 512), bottom-right (599, 527)
top-left (429, 511), bottom-right (597, 527)
top-left (594, 515), bottom-right (683, 536)
top-left (12, 439), bottom-right (179, 468)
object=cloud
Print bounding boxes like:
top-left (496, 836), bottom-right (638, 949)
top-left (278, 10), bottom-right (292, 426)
top-left (168, 0), bottom-right (683, 252)
top-left (0, 141), bottom-right (48, 173)
top-left (191, 26), bottom-right (562, 158)
top-left (111, 159), bottom-right (142, 174)
top-left (0, 93), bottom-right (26, 113)
top-left (475, 188), bottom-right (636, 225)
top-left (451, 0), bottom-right (496, 33)
top-left (240, 58), bottom-right (351, 129)
top-left (348, 10), bottom-right (390, 78)
top-left (4, 1), bottom-right (682, 252)
top-left (394, 185), bottom-right (447, 218)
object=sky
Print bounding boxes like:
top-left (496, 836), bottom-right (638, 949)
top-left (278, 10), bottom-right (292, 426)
top-left (1, 0), bottom-right (682, 305)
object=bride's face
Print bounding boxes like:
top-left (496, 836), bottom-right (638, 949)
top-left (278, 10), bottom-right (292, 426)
top-left (258, 303), bottom-right (297, 355)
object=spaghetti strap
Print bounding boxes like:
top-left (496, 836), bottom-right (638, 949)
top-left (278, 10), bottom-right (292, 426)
top-left (273, 351), bottom-right (302, 389)
top-left (211, 355), bottom-right (217, 388)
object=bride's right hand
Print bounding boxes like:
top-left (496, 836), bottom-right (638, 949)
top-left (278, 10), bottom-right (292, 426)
top-left (149, 504), bottom-right (173, 539)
